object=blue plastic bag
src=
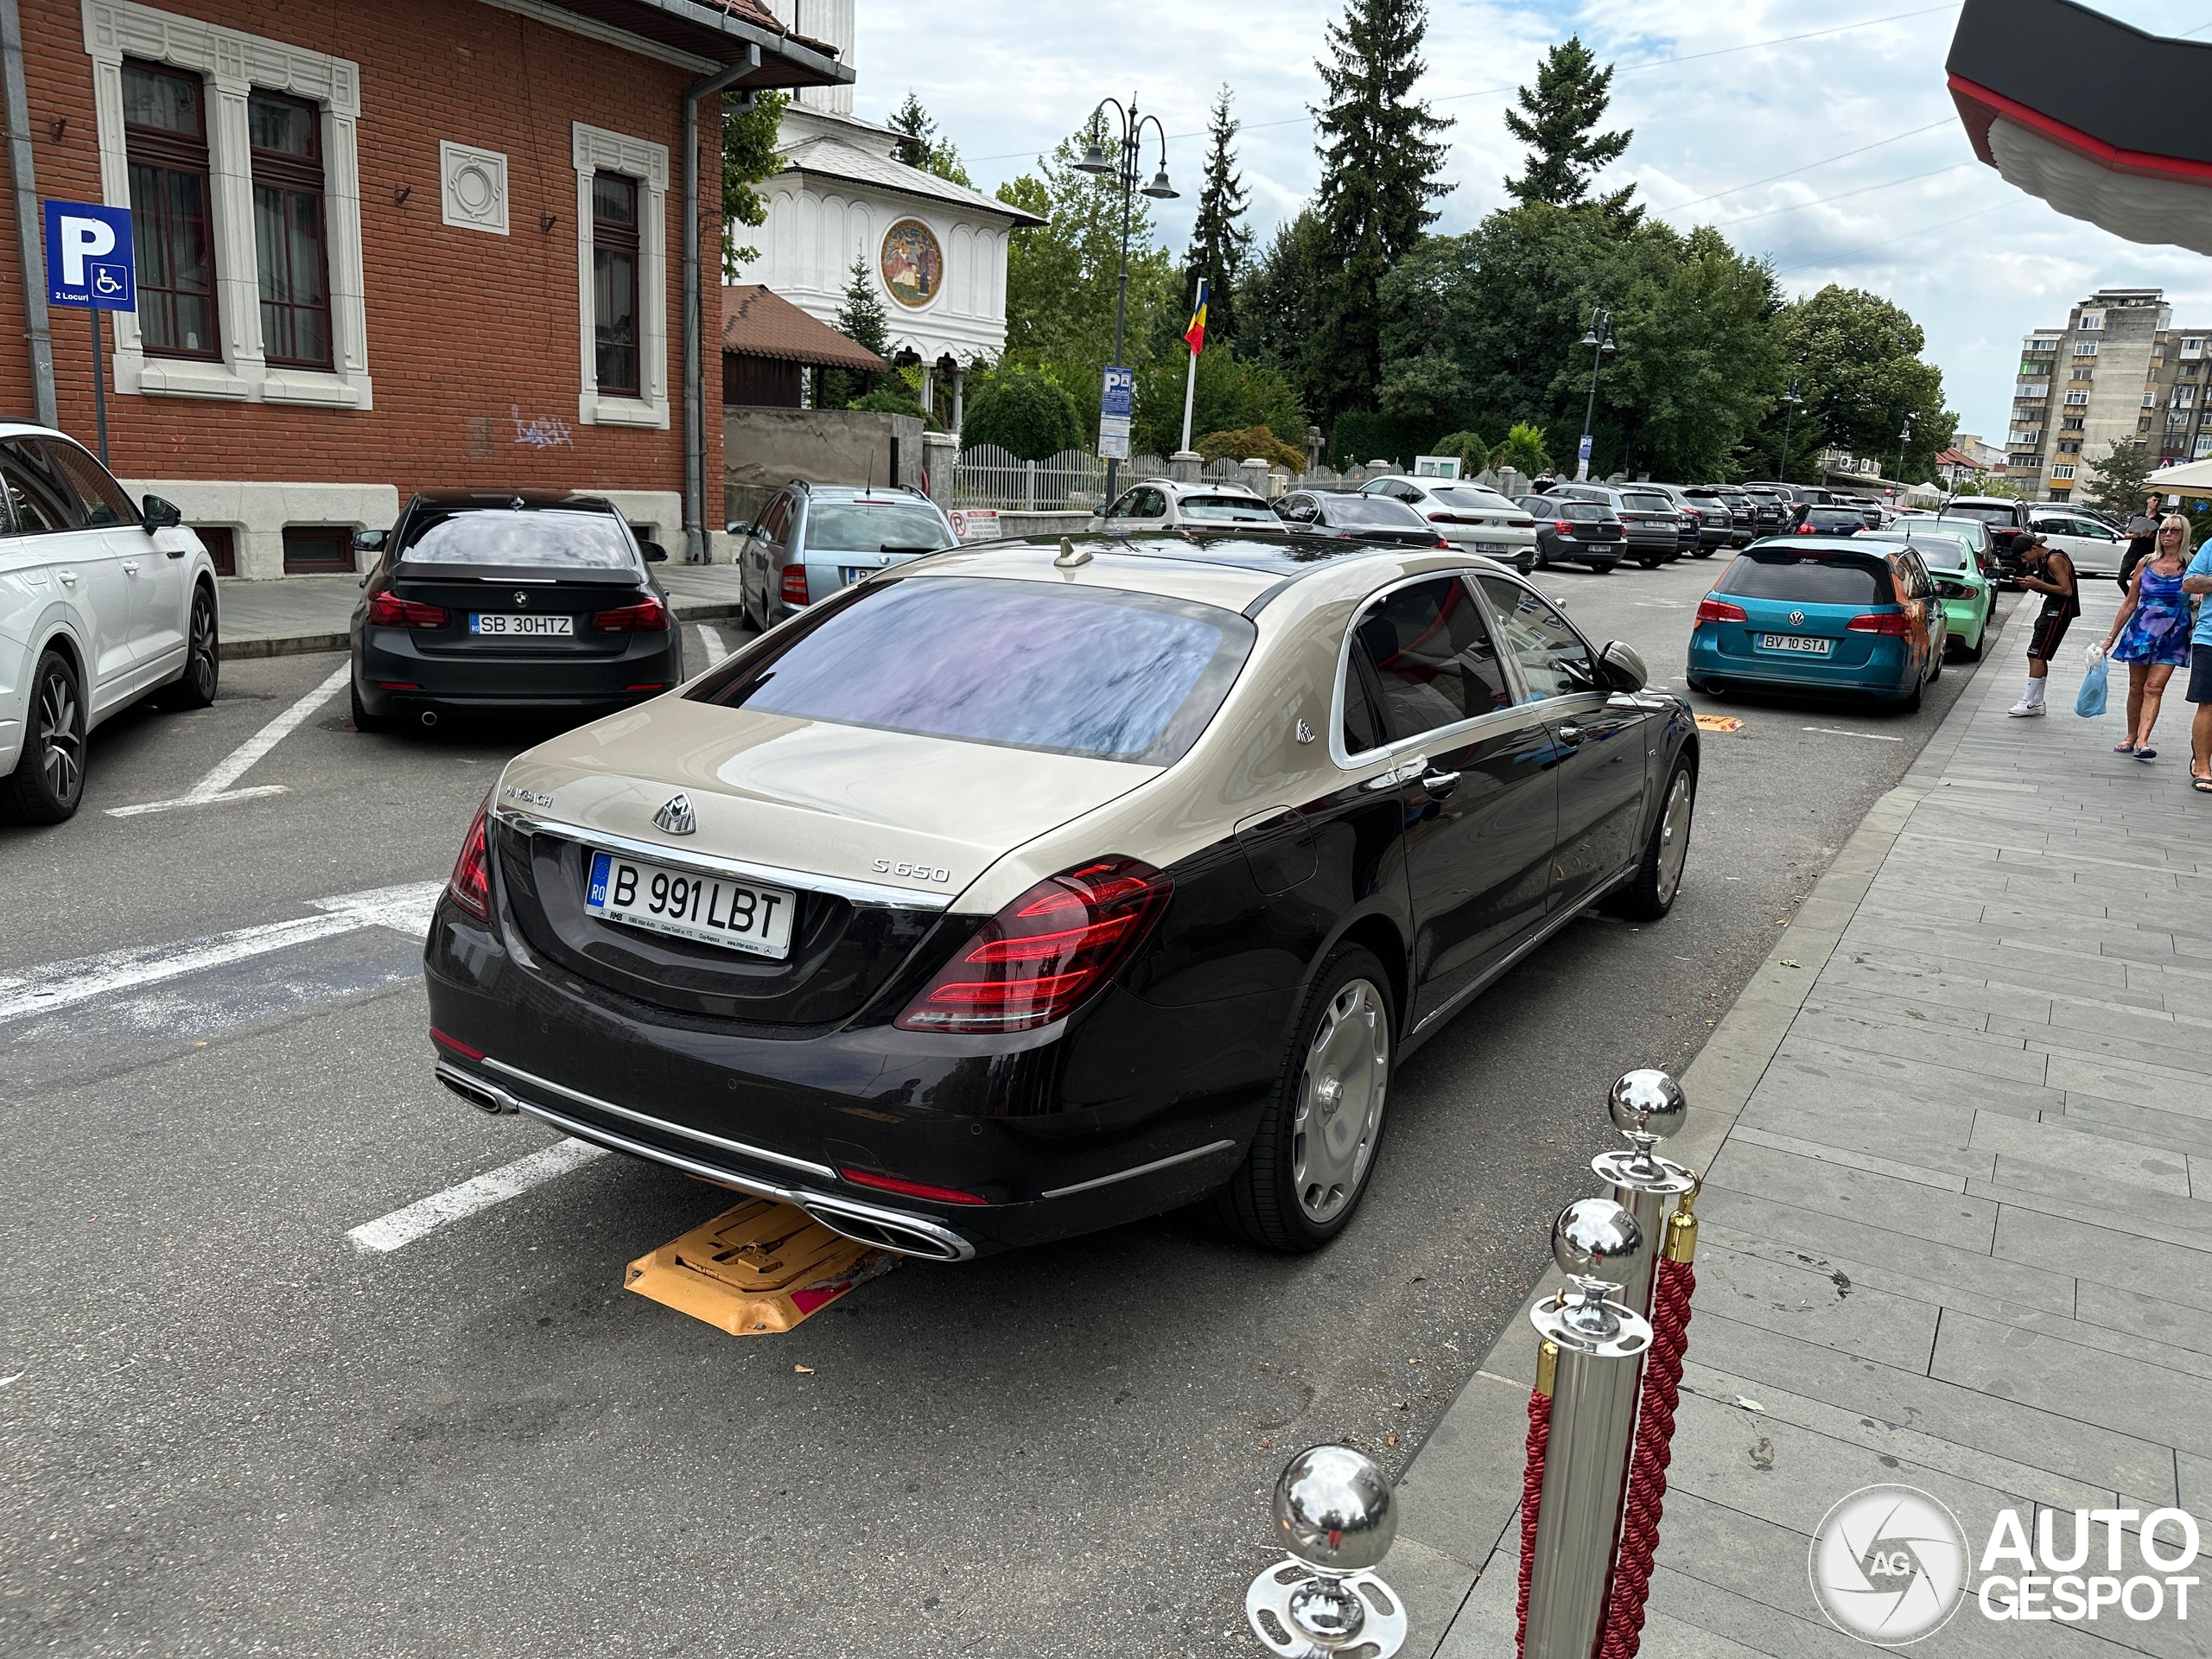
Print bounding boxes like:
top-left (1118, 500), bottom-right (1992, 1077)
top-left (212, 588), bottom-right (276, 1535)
top-left (2075, 651), bottom-right (2109, 717)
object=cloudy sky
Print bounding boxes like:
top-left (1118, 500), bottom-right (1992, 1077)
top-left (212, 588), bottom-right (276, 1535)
top-left (847, 0), bottom-right (2212, 447)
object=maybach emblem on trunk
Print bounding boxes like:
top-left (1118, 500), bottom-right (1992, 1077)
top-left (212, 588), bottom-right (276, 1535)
top-left (654, 792), bottom-right (697, 835)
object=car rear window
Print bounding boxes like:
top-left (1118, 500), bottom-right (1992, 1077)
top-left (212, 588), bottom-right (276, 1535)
top-left (1181, 494), bottom-right (1280, 524)
top-left (1804, 508), bottom-right (1865, 530)
top-left (1943, 504), bottom-right (2014, 528)
top-left (1330, 495), bottom-right (1428, 527)
top-left (1867, 532), bottom-right (1974, 573)
top-left (397, 509), bottom-right (636, 569)
top-left (1427, 486), bottom-right (1509, 510)
top-left (804, 501), bottom-right (953, 554)
top-left (1547, 501), bottom-right (1608, 522)
top-left (689, 576), bottom-right (1254, 765)
top-left (1717, 551), bottom-right (1893, 605)
top-left (1622, 493), bottom-right (1673, 513)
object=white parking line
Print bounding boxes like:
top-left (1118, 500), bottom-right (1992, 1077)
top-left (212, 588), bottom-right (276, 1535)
top-left (346, 1138), bottom-right (610, 1253)
top-left (1802, 726), bottom-right (1904, 742)
top-left (108, 663), bottom-right (351, 817)
top-left (698, 625), bottom-right (729, 666)
top-left (0, 880), bottom-right (440, 1023)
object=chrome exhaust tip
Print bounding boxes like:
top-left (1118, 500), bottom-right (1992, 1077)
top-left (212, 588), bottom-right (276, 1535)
top-left (802, 1204), bottom-right (966, 1262)
top-left (435, 1061), bottom-right (517, 1116)
top-left (420, 709), bottom-right (439, 728)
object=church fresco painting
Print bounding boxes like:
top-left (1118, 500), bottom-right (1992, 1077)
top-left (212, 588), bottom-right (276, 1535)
top-left (880, 218), bottom-right (944, 308)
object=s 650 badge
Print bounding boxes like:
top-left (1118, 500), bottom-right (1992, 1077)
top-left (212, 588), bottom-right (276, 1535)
top-left (502, 785), bottom-right (554, 808)
top-left (874, 859), bottom-right (952, 883)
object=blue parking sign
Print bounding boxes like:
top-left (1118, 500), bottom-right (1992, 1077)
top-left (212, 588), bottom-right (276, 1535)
top-left (44, 200), bottom-right (136, 311)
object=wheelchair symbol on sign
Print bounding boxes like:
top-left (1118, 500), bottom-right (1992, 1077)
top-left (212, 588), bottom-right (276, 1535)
top-left (92, 265), bottom-right (124, 296)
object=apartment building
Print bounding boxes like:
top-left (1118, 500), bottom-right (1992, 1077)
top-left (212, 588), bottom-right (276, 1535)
top-left (2004, 287), bottom-right (2212, 501)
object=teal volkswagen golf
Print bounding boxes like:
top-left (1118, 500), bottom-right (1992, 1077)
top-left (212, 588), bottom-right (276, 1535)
top-left (1687, 538), bottom-right (1948, 709)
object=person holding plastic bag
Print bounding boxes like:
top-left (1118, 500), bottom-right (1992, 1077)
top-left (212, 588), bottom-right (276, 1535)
top-left (2101, 515), bottom-right (2196, 757)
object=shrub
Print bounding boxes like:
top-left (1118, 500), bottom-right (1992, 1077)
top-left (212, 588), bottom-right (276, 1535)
top-left (848, 387), bottom-right (935, 429)
top-left (1197, 425), bottom-right (1306, 471)
top-left (960, 366), bottom-right (1084, 461)
top-left (1491, 421), bottom-right (1553, 480)
top-left (1431, 430), bottom-right (1490, 474)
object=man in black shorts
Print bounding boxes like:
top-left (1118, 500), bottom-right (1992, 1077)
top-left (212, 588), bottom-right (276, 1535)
top-left (2009, 533), bottom-right (2079, 717)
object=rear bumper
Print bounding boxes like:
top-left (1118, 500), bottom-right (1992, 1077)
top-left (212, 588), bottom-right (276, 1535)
top-left (1688, 626), bottom-right (1916, 695)
top-left (423, 896), bottom-right (1277, 1259)
top-left (354, 626), bottom-right (682, 716)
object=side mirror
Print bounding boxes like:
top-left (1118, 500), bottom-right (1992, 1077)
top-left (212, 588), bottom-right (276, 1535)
top-left (1599, 639), bottom-right (1648, 694)
top-left (639, 540), bottom-right (669, 563)
top-left (353, 529), bottom-right (386, 552)
top-left (142, 494), bottom-right (182, 529)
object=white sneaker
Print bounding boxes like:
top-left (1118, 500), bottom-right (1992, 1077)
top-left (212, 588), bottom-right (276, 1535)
top-left (2008, 700), bottom-right (2046, 717)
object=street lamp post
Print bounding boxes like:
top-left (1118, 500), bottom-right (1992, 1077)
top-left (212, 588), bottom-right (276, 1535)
top-left (1893, 412), bottom-right (1916, 499)
top-left (1777, 378), bottom-right (1804, 481)
top-left (1074, 99), bottom-right (1176, 503)
top-left (1575, 308), bottom-right (1618, 481)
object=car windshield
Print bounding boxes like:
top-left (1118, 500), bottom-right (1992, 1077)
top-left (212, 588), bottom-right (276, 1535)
top-left (1328, 496), bottom-right (1428, 528)
top-left (1427, 486), bottom-right (1510, 510)
top-left (397, 509), bottom-right (636, 569)
top-left (1718, 551), bottom-right (1891, 605)
top-left (804, 501), bottom-right (954, 554)
top-left (690, 576), bottom-right (1254, 765)
top-left (1181, 494), bottom-right (1280, 524)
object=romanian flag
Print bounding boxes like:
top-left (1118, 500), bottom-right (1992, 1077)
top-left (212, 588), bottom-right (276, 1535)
top-left (1184, 280), bottom-right (1209, 356)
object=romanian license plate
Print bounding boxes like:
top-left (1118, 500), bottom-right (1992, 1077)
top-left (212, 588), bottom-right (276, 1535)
top-left (837, 566), bottom-right (874, 588)
top-left (585, 850), bottom-right (796, 959)
top-left (470, 613), bottom-right (574, 637)
top-left (1474, 541), bottom-right (1514, 555)
top-left (1759, 632), bottom-right (1832, 655)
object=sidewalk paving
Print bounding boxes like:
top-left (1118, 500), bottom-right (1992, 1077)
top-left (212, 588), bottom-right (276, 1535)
top-left (217, 563), bottom-right (748, 659)
top-left (1400, 581), bottom-right (2212, 1658)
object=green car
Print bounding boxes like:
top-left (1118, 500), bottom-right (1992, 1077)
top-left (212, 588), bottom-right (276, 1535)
top-left (1862, 527), bottom-right (1993, 659)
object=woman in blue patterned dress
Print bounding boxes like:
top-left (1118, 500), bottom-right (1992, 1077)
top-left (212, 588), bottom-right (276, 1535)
top-left (2103, 515), bottom-right (2199, 760)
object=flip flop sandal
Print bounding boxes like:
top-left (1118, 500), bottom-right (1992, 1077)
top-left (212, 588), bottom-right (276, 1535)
top-left (2136, 749), bottom-right (2158, 761)
top-left (2196, 775), bottom-right (2212, 794)
top-left (2114, 741), bottom-right (2139, 753)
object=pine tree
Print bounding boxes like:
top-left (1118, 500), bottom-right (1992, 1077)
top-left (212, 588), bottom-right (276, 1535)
top-left (1311, 0), bottom-right (1453, 418)
top-left (888, 92), bottom-right (935, 170)
top-left (1503, 36), bottom-right (1635, 213)
top-left (1183, 86), bottom-right (1251, 349)
top-left (823, 259), bottom-right (890, 407)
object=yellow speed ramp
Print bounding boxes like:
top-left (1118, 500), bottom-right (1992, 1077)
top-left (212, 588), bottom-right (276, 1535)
top-left (626, 1198), bottom-right (898, 1335)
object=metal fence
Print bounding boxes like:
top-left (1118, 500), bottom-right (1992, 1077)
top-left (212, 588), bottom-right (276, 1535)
top-left (947, 448), bottom-right (1529, 508)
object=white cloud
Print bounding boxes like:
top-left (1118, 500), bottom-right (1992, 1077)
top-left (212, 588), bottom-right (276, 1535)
top-left (846, 0), bottom-right (2212, 439)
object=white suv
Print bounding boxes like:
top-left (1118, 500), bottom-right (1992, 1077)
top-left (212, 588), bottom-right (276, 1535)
top-left (0, 423), bottom-right (220, 823)
top-left (1358, 475), bottom-right (1539, 568)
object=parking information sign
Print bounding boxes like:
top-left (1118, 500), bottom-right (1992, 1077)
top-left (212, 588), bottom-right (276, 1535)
top-left (1098, 365), bottom-right (1134, 461)
top-left (44, 200), bottom-right (136, 310)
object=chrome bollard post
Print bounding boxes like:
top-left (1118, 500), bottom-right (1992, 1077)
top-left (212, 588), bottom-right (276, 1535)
top-left (1522, 1199), bottom-right (1653, 1659)
top-left (1246, 1444), bottom-right (1408, 1657)
top-left (1591, 1070), bottom-right (1695, 1320)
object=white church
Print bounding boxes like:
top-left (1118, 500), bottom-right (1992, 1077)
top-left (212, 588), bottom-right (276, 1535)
top-left (730, 1), bottom-right (1037, 429)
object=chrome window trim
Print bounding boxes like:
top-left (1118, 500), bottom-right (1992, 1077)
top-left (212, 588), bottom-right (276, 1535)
top-left (1039, 1139), bottom-right (1238, 1200)
top-left (482, 1055), bottom-right (840, 1179)
top-left (497, 810), bottom-right (955, 912)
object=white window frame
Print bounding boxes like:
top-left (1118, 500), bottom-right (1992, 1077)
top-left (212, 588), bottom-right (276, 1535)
top-left (2063, 390), bottom-right (2089, 406)
top-left (2178, 385), bottom-right (2199, 408)
top-left (83, 0), bottom-right (371, 409)
top-left (2194, 434), bottom-right (2212, 459)
top-left (573, 122), bottom-right (669, 429)
top-left (2185, 338), bottom-right (2206, 359)
top-left (2079, 312), bottom-right (2104, 330)
top-left (2052, 464), bottom-right (2076, 480)
top-left (2073, 339), bottom-right (2099, 356)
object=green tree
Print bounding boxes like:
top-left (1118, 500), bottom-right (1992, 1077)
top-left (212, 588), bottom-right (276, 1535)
top-left (1493, 421), bottom-right (1554, 478)
top-left (1183, 86), bottom-right (1252, 349)
top-left (2082, 436), bottom-right (2153, 514)
top-left (887, 90), bottom-right (974, 187)
top-left (1433, 430), bottom-right (1490, 474)
top-left (821, 259), bottom-right (890, 408)
top-left (1503, 36), bottom-right (1634, 215)
top-left (1311, 0), bottom-right (1454, 419)
top-left (1196, 425), bottom-right (1306, 470)
top-left (1131, 341), bottom-right (1306, 459)
top-left (961, 364), bottom-right (1084, 460)
top-left (1237, 208), bottom-right (1331, 412)
top-left (721, 90), bottom-right (789, 273)
top-left (1770, 286), bottom-right (1953, 482)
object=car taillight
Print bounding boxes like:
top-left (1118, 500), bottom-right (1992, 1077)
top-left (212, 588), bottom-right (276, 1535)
top-left (593, 596), bottom-right (669, 632)
top-left (1847, 612), bottom-right (1913, 635)
top-left (366, 590), bottom-right (450, 628)
top-left (894, 856), bottom-right (1173, 1033)
top-left (1433, 537), bottom-right (1453, 549)
top-left (447, 795), bottom-right (491, 920)
top-left (1695, 597), bottom-right (1748, 624)
top-left (1795, 523), bottom-right (1816, 534)
top-left (1554, 519), bottom-right (1574, 534)
top-left (780, 565), bottom-right (810, 605)
top-left (1509, 518), bottom-right (1535, 529)
top-left (836, 1167), bottom-right (988, 1206)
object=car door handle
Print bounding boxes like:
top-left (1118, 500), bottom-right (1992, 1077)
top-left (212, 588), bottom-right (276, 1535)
top-left (56, 569), bottom-right (77, 587)
top-left (165, 546), bottom-right (188, 559)
top-left (1420, 768), bottom-right (1461, 798)
top-left (1557, 724), bottom-right (1587, 746)
top-left (122, 561), bottom-right (140, 575)
top-left (1364, 754), bottom-right (1427, 791)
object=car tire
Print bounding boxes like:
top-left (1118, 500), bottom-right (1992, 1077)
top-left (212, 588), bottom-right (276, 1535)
top-left (1534, 544), bottom-right (1549, 571)
top-left (0, 649), bottom-right (87, 824)
top-left (1928, 646), bottom-right (1942, 682)
top-left (1692, 547), bottom-right (1715, 559)
top-left (1605, 758), bottom-right (1695, 923)
top-left (1212, 944), bottom-right (1395, 1255)
top-left (156, 584), bottom-right (220, 710)
top-left (1956, 631), bottom-right (1983, 662)
top-left (1640, 554), bottom-right (1662, 569)
top-left (1685, 677), bottom-right (1712, 696)
top-left (1517, 551), bottom-right (1535, 575)
top-left (350, 679), bottom-right (397, 734)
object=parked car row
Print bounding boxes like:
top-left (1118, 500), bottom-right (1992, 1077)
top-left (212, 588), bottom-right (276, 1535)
top-left (0, 421), bottom-right (222, 825)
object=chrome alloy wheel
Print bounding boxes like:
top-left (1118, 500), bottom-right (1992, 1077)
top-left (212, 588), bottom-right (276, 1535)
top-left (1655, 767), bottom-right (1694, 907)
top-left (36, 667), bottom-right (83, 804)
top-left (1292, 979), bottom-right (1389, 1224)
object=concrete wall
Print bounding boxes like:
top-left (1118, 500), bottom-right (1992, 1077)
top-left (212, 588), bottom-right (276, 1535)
top-left (722, 407), bottom-right (922, 529)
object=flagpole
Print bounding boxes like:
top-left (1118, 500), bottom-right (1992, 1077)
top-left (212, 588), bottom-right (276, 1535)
top-left (1175, 278), bottom-right (1207, 462)
top-left (1179, 344), bottom-right (1198, 455)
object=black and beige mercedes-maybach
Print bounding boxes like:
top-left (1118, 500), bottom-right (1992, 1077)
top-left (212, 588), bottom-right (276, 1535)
top-left (424, 531), bottom-right (1699, 1261)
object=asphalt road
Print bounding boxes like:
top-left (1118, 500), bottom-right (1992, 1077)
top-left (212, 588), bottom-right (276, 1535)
top-left (0, 560), bottom-right (2013, 1657)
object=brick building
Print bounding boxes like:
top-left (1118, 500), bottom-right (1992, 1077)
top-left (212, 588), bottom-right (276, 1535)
top-left (0, 0), bottom-right (847, 575)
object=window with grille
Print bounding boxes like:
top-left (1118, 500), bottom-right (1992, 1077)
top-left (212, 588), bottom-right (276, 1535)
top-left (592, 172), bottom-right (641, 398)
top-left (249, 91), bottom-right (332, 369)
top-left (122, 61), bottom-right (217, 359)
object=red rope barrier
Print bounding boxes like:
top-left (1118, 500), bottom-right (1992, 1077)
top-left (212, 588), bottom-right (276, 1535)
top-left (1515, 1342), bottom-right (1556, 1659)
top-left (1598, 1252), bottom-right (1697, 1659)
